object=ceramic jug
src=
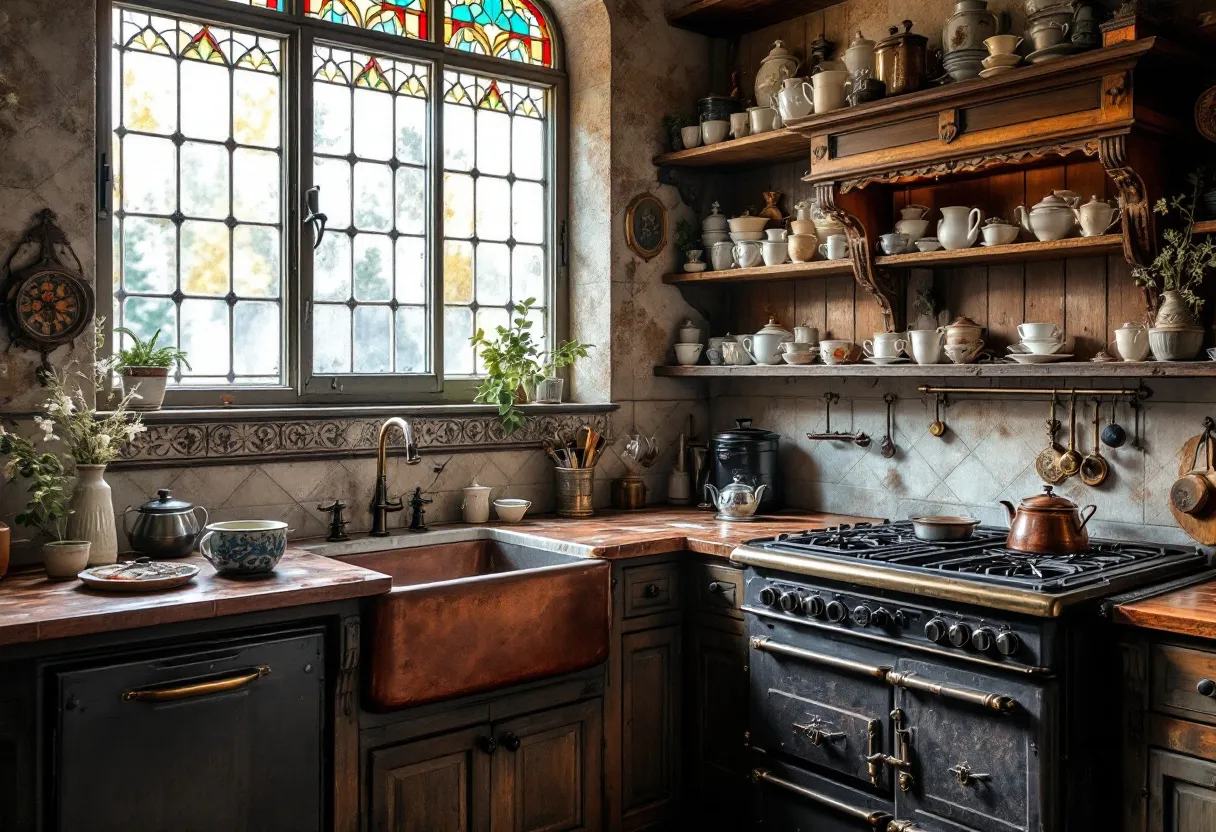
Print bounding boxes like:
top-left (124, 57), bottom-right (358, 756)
top-left (1074, 195), bottom-right (1121, 237)
top-left (773, 77), bottom-right (814, 121)
top-left (938, 206), bottom-right (983, 250)
top-left (754, 41), bottom-right (801, 114)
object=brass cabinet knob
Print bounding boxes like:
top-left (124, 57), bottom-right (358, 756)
top-left (1198, 678), bottom-right (1216, 698)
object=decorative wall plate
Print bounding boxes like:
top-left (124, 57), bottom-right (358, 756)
top-left (3, 210), bottom-right (94, 372)
top-left (625, 193), bottom-right (667, 262)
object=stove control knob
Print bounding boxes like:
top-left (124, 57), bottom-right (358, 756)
top-left (804, 595), bottom-right (827, 618)
top-left (924, 617), bottom-right (949, 644)
top-left (948, 622), bottom-right (972, 648)
top-left (871, 608), bottom-right (892, 627)
top-left (778, 591), bottom-right (803, 614)
top-left (758, 586), bottom-right (779, 607)
top-left (825, 600), bottom-right (848, 623)
top-left (971, 627), bottom-right (995, 652)
top-left (851, 605), bottom-right (872, 627)
top-left (996, 631), bottom-right (1021, 657)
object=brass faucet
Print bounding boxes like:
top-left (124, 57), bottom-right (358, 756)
top-left (370, 417), bottom-right (422, 536)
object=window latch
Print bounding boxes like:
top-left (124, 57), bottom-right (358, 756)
top-left (304, 186), bottom-right (327, 250)
top-left (97, 152), bottom-right (112, 220)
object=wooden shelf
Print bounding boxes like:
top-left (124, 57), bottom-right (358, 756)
top-left (1196, 220), bottom-right (1216, 235)
top-left (664, 0), bottom-right (839, 37)
top-left (656, 362), bottom-right (1216, 379)
top-left (664, 259), bottom-right (851, 284)
top-left (653, 128), bottom-right (807, 169)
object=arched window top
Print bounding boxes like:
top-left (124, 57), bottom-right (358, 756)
top-left (443, 0), bottom-right (554, 67)
top-left (306, 0), bottom-right (428, 40)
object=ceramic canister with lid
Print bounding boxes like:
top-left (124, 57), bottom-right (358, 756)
top-left (462, 481), bottom-right (493, 523)
top-left (709, 418), bottom-right (780, 511)
top-left (754, 40), bottom-right (801, 113)
top-left (875, 20), bottom-right (929, 96)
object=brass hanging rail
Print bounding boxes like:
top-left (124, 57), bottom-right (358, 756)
top-left (917, 385), bottom-right (1151, 400)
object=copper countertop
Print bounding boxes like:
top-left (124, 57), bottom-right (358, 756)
top-left (0, 549), bottom-right (391, 648)
top-left (1113, 577), bottom-right (1216, 641)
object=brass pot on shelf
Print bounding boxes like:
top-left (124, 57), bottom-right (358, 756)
top-left (875, 20), bottom-right (929, 96)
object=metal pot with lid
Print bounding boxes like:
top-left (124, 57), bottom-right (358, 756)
top-left (709, 419), bottom-right (780, 510)
top-left (999, 485), bottom-right (1096, 554)
top-left (124, 488), bottom-right (210, 559)
top-left (875, 20), bottom-right (929, 96)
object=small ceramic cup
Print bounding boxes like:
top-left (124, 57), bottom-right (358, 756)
top-left (701, 119), bottom-right (730, 145)
top-left (710, 241), bottom-right (734, 271)
top-left (819, 234), bottom-right (848, 260)
top-left (981, 223), bottom-right (1019, 246)
top-left (863, 335), bottom-right (907, 358)
top-left (493, 499), bottom-right (531, 523)
top-left (729, 112), bottom-right (750, 140)
top-left (679, 125), bottom-right (701, 150)
top-left (1018, 322), bottom-right (1062, 341)
top-left (819, 339), bottom-right (855, 366)
top-left (788, 234), bottom-right (818, 263)
top-left (733, 241), bottom-right (763, 269)
top-left (674, 343), bottom-right (703, 365)
top-left (793, 326), bottom-right (819, 344)
top-left (879, 233), bottom-right (910, 255)
top-left (748, 106), bottom-right (778, 134)
top-left (706, 347), bottom-right (724, 365)
top-left (984, 34), bottom-right (1023, 56)
top-left (761, 240), bottom-right (788, 267)
top-left (722, 341), bottom-right (752, 365)
top-left (1021, 339), bottom-right (1064, 355)
top-left (199, 520), bottom-right (288, 576)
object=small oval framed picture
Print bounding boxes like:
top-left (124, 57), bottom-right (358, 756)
top-left (625, 193), bottom-right (667, 262)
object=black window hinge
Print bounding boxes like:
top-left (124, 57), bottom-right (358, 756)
top-left (97, 152), bottom-right (112, 220)
top-left (559, 220), bottom-right (568, 268)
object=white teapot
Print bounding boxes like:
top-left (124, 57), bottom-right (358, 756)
top-left (773, 77), bottom-right (814, 122)
top-left (1015, 190), bottom-right (1081, 242)
top-left (1073, 195), bottom-right (1121, 238)
top-left (739, 317), bottom-right (793, 365)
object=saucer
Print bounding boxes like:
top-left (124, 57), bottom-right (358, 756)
top-left (1026, 43), bottom-right (1078, 64)
top-left (981, 53), bottom-right (1021, 69)
top-left (863, 356), bottom-right (909, 365)
top-left (1006, 353), bottom-right (1074, 364)
top-left (979, 66), bottom-right (1017, 79)
top-left (980, 238), bottom-right (1017, 246)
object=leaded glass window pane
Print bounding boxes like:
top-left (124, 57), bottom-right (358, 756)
top-left (442, 70), bottom-right (548, 376)
top-left (112, 7), bottom-right (285, 386)
top-left (443, 0), bottom-right (553, 66)
top-left (306, 0), bottom-right (427, 40)
top-left (312, 45), bottom-right (431, 375)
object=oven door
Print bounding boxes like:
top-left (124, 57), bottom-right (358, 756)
top-left (753, 753), bottom-right (894, 831)
top-left (890, 657), bottom-right (1055, 832)
top-left (749, 623), bottom-right (895, 791)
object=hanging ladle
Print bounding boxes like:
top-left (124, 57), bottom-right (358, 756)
top-left (1080, 398), bottom-right (1110, 487)
top-left (1058, 392), bottom-right (1081, 478)
top-left (881, 393), bottom-right (897, 458)
top-left (929, 393), bottom-right (947, 437)
top-left (1102, 399), bottom-right (1127, 448)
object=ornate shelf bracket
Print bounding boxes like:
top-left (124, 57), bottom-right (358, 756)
top-left (815, 183), bottom-right (901, 333)
top-left (1098, 134), bottom-right (1159, 317)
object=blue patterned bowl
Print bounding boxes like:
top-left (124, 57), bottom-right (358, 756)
top-left (199, 520), bottom-right (288, 576)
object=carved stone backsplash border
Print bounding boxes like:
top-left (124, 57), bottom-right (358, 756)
top-left (112, 406), bottom-right (615, 469)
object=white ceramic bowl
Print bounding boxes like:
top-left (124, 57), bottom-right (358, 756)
top-left (914, 238), bottom-right (943, 252)
top-left (674, 343), bottom-right (703, 365)
top-left (781, 351), bottom-right (817, 365)
top-left (729, 231), bottom-right (765, 242)
top-left (981, 223), bottom-right (1020, 246)
top-left (701, 120), bottom-right (730, 145)
top-left (683, 262), bottom-right (707, 273)
top-left (1021, 338), bottom-right (1064, 355)
top-left (493, 499), bottom-right (531, 523)
top-left (727, 216), bottom-right (770, 234)
top-left (789, 220), bottom-right (817, 236)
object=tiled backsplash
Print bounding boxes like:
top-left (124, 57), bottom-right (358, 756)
top-left (710, 376), bottom-right (1213, 547)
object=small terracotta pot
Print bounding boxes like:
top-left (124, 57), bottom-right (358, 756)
top-left (123, 366), bottom-right (170, 411)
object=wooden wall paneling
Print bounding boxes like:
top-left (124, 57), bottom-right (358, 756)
top-left (761, 282), bottom-right (797, 329)
top-left (1025, 164), bottom-right (1069, 216)
top-left (1024, 259), bottom-right (1066, 328)
top-left (987, 263), bottom-right (1026, 353)
top-left (824, 276), bottom-right (855, 341)
top-left (1064, 255), bottom-right (1108, 359)
top-left (905, 269), bottom-right (935, 328)
top-left (987, 170), bottom-right (1027, 226)
top-left (1066, 159), bottom-right (1111, 204)
top-left (946, 266), bottom-right (989, 328)
top-left (1106, 253), bottom-right (1146, 344)
top-left (794, 278), bottom-right (827, 335)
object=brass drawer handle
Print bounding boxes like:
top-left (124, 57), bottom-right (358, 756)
top-left (122, 665), bottom-right (271, 702)
top-left (1199, 678), bottom-right (1216, 698)
top-left (753, 768), bottom-right (892, 828)
top-left (886, 670), bottom-right (1017, 713)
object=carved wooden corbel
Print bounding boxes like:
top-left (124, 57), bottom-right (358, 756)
top-left (1098, 134), bottom-right (1159, 316)
top-left (939, 109), bottom-right (961, 145)
top-left (814, 182), bottom-right (900, 333)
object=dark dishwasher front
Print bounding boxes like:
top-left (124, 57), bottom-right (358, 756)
top-left (52, 628), bottom-right (326, 832)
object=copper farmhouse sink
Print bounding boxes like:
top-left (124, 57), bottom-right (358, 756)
top-left (338, 540), bottom-right (610, 710)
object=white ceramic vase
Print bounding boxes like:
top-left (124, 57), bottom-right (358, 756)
top-left (66, 464), bottom-right (118, 565)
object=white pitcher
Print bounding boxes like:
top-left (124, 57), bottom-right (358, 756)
top-left (938, 206), bottom-right (982, 250)
top-left (772, 77), bottom-right (814, 121)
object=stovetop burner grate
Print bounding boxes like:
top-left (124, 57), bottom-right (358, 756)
top-left (754, 522), bottom-right (1203, 593)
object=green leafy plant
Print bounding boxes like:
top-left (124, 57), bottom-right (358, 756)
top-left (114, 327), bottom-right (192, 371)
top-left (0, 428), bottom-right (71, 540)
top-left (674, 218), bottom-right (699, 254)
top-left (470, 298), bottom-right (594, 435)
top-left (662, 112), bottom-right (691, 150)
top-left (1133, 172), bottom-right (1216, 313)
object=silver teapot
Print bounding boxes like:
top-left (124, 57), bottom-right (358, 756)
top-left (124, 489), bottom-right (209, 559)
top-left (705, 474), bottom-right (768, 522)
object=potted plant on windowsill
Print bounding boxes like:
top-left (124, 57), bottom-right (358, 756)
top-left (470, 298), bottom-right (594, 435)
top-left (114, 327), bottom-right (191, 411)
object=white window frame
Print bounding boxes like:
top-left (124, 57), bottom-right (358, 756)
top-left (97, 0), bottom-right (568, 408)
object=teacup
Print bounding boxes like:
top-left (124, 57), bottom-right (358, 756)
top-left (820, 339), bottom-right (856, 366)
top-left (863, 333), bottom-right (907, 358)
top-left (794, 325), bottom-right (819, 344)
top-left (674, 343), bottom-right (703, 365)
top-left (701, 119), bottom-right (730, 146)
top-left (1018, 322), bottom-right (1061, 341)
top-left (819, 235), bottom-right (848, 260)
top-left (984, 34), bottom-right (1022, 56)
top-left (733, 241), bottom-right (763, 268)
top-left (748, 106), bottom-right (778, 134)
top-left (780, 341), bottom-right (814, 354)
top-left (981, 223), bottom-right (1019, 246)
top-left (199, 520), bottom-right (288, 576)
top-left (879, 233), bottom-right (910, 255)
top-left (1021, 338), bottom-right (1064, 355)
top-left (680, 125), bottom-right (701, 150)
top-left (909, 329), bottom-right (944, 364)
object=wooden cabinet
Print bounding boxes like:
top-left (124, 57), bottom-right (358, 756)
top-left (370, 699), bottom-right (603, 832)
top-left (685, 624), bottom-right (748, 830)
top-left (1149, 750), bottom-right (1216, 832)
top-left (620, 626), bottom-right (681, 828)
top-left (52, 628), bottom-right (327, 832)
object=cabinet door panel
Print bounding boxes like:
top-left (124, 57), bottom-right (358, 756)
top-left (622, 626), bottom-right (680, 823)
top-left (55, 630), bottom-right (325, 832)
top-left (1149, 749), bottom-right (1216, 832)
top-left (687, 625), bottom-right (748, 830)
top-left (371, 727), bottom-right (491, 832)
top-left (491, 699), bottom-right (602, 832)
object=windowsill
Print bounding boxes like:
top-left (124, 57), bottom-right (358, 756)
top-left (122, 401), bottom-right (618, 424)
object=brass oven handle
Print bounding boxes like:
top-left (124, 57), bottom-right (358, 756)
top-left (948, 762), bottom-right (992, 786)
top-left (888, 822), bottom-right (930, 832)
top-left (122, 665), bottom-right (271, 702)
top-left (885, 670), bottom-right (1017, 713)
top-left (793, 721), bottom-right (846, 746)
top-left (751, 637), bottom-right (892, 680)
top-left (753, 769), bottom-right (892, 828)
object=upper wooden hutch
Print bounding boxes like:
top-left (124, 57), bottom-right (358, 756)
top-left (654, 6), bottom-right (1215, 376)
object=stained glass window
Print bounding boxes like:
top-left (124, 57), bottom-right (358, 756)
top-left (443, 0), bottom-right (552, 66)
top-left (442, 70), bottom-right (548, 375)
top-left (111, 7), bottom-right (285, 385)
top-left (223, 0), bottom-right (284, 9)
top-left (306, 0), bottom-right (427, 40)
top-left (312, 45), bottom-right (431, 375)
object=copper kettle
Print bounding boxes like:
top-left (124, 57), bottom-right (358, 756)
top-left (999, 485), bottom-right (1097, 555)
